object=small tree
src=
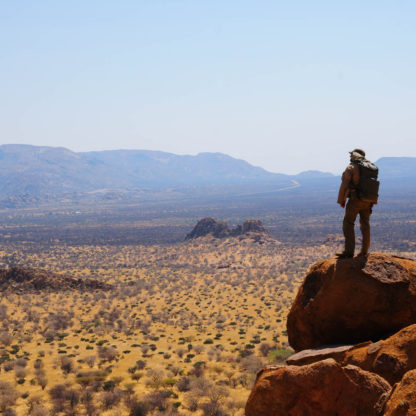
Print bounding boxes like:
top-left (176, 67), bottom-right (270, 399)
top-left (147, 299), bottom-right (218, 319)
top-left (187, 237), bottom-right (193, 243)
top-left (0, 332), bottom-right (12, 347)
top-left (126, 398), bottom-right (149, 416)
top-left (0, 381), bottom-right (19, 411)
top-left (259, 342), bottom-right (271, 357)
top-left (84, 355), bottom-right (96, 368)
top-left (98, 346), bottom-right (118, 362)
top-left (59, 356), bottom-right (74, 374)
top-left (99, 390), bottom-right (122, 410)
top-left (35, 369), bottom-right (48, 390)
top-left (131, 372), bottom-right (143, 383)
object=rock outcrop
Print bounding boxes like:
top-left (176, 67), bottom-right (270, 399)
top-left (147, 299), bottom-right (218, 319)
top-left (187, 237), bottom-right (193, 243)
top-left (343, 324), bottom-right (416, 385)
top-left (245, 359), bottom-right (391, 416)
top-left (246, 252), bottom-right (416, 416)
top-left (185, 217), bottom-right (229, 239)
top-left (287, 324), bottom-right (416, 386)
top-left (241, 219), bottom-right (268, 234)
top-left (0, 266), bottom-right (111, 292)
top-left (287, 253), bottom-right (416, 351)
top-left (384, 369), bottom-right (416, 415)
top-left (185, 218), bottom-right (272, 240)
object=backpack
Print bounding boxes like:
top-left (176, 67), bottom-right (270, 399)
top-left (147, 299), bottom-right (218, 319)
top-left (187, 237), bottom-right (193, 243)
top-left (354, 159), bottom-right (380, 204)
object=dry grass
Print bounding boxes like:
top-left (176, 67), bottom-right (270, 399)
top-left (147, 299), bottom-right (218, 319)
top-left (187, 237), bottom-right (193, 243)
top-left (0, 236), bottom-right (366, 415)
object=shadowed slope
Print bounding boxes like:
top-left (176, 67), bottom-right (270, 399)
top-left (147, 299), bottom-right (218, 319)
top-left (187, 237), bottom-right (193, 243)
top-left (0, 266), bottom-right (111, 292)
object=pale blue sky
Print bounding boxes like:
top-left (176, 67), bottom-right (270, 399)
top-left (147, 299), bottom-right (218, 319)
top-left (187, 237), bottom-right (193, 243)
top-left (1, 1), bottom-right (415, 173)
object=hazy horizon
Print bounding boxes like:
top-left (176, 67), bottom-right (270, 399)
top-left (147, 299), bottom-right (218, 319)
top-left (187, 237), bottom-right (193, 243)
top-left (2, 1), bottom-right (415, 174)
top-left (1, 142), bottom-right (411, 176)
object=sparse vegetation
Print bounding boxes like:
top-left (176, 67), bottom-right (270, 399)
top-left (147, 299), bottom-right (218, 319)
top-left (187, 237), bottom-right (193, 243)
top-left (0, 204), bottom-right (414, 415)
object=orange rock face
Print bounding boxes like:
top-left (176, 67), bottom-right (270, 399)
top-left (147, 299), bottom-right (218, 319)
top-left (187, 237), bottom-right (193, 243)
top-left (384, 369), bottom-right (416, 415)
top-left (287, 325), bottom-right (416, 386)
top-left (287, 253), bottom-right (416, 351)
top-left (245, 359), bottom-right (391, 416)
top-left (344, 324), bottom-right (416, 385)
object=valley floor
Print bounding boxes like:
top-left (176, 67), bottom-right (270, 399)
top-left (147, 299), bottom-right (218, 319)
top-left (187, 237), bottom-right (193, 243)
top-left (0, 237), bottom-right (414, 415)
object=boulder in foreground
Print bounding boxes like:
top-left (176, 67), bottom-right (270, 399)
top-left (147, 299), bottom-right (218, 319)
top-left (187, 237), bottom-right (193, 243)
top-left (245, 358), bottom-right (391, 416)
top-left (287, 253), bottom-right (416, 351)
top-left (384, 369), bottom-right (416, 415)
top-left (287, 324), bottom-right (416, 385)
top-left (343, 323), bottom-right (416, 385)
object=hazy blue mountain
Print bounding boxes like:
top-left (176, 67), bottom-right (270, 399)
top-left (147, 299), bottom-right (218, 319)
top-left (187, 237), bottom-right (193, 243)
top-left (376, 157), bottom-right (416, 178)
top-left (0, 145), bottom-right (414, 206)
top-left (295, 170), bottom-right (335, 178)
top-left (0, 144), bottom-right (289, 197)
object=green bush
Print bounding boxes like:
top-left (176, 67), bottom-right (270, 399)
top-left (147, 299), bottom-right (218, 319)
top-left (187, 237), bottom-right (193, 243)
top-left (268, 348), bottom-right (293, 363)
top-left (163, 378), bottom-right (176, 387)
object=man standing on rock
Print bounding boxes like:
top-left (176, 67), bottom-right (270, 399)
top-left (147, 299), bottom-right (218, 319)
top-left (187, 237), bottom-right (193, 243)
top-left (336, 149), bottom-right (379, 258)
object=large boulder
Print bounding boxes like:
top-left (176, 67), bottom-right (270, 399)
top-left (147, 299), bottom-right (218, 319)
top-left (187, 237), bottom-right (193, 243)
top-left (245, 358), bottom-right (391, 416)
top-left (287, 324), bottom-right (416, 386)
top-left (343, 324), bottom-right (416, 385)
top-left (287, 253), bottom-right (416, 351)
top-left (384, 369), bottom-right (416, 415)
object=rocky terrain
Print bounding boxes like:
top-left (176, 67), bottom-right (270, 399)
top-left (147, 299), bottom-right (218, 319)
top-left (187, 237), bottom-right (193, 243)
top-left (185, 218), bottom-right (273, 241)
top-left (246, 253), bottom-right (416, 416)
top-left (0, 266), bottom-right (111, 293)
top-left (287, 253), bottom-right (416, 351)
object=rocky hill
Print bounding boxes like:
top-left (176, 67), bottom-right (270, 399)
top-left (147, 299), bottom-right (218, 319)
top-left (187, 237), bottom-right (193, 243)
top-left (185, 218), bottom-right (230, 239)
top-left (246, 253), bottom-right (416, 415)
top-left (185, 218), bottom-right (272, 241)
top-left (0, 266), bottom-right (111, 293)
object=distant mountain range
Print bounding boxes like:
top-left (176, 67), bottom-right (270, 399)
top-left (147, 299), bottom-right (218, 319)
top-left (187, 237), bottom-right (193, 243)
top-left (376, 157), bottom-right (416, 179)
top-left (0, 144), bottom-right (289, 196)
top-left (0, 144), bottom-right (414, 207)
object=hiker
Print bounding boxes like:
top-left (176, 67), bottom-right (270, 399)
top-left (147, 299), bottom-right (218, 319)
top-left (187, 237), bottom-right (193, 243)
top-left (336, 149), bottom-right (380, 258)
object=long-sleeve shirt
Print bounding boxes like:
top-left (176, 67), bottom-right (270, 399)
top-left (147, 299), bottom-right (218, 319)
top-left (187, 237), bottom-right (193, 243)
top-left (337, 163), bottom-right (360, 205)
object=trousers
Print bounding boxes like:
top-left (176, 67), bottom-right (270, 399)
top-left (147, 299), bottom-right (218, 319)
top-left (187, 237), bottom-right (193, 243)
top-left (343, 197), bottom-right (372, 255)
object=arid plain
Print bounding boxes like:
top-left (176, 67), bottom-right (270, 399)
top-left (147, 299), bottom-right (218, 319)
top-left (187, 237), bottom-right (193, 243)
top-left (0, 203), bottom-right (415, 416)
top-left (0, 231), bottom-right (343, 416)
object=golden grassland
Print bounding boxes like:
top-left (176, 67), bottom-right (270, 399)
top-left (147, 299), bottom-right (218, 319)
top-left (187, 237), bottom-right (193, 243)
top-left (0, 236), bottom-right (376, 415)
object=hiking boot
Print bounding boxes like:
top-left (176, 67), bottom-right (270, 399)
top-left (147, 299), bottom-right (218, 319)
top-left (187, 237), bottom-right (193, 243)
top-left (335, 251), bottom-right (353, 259)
